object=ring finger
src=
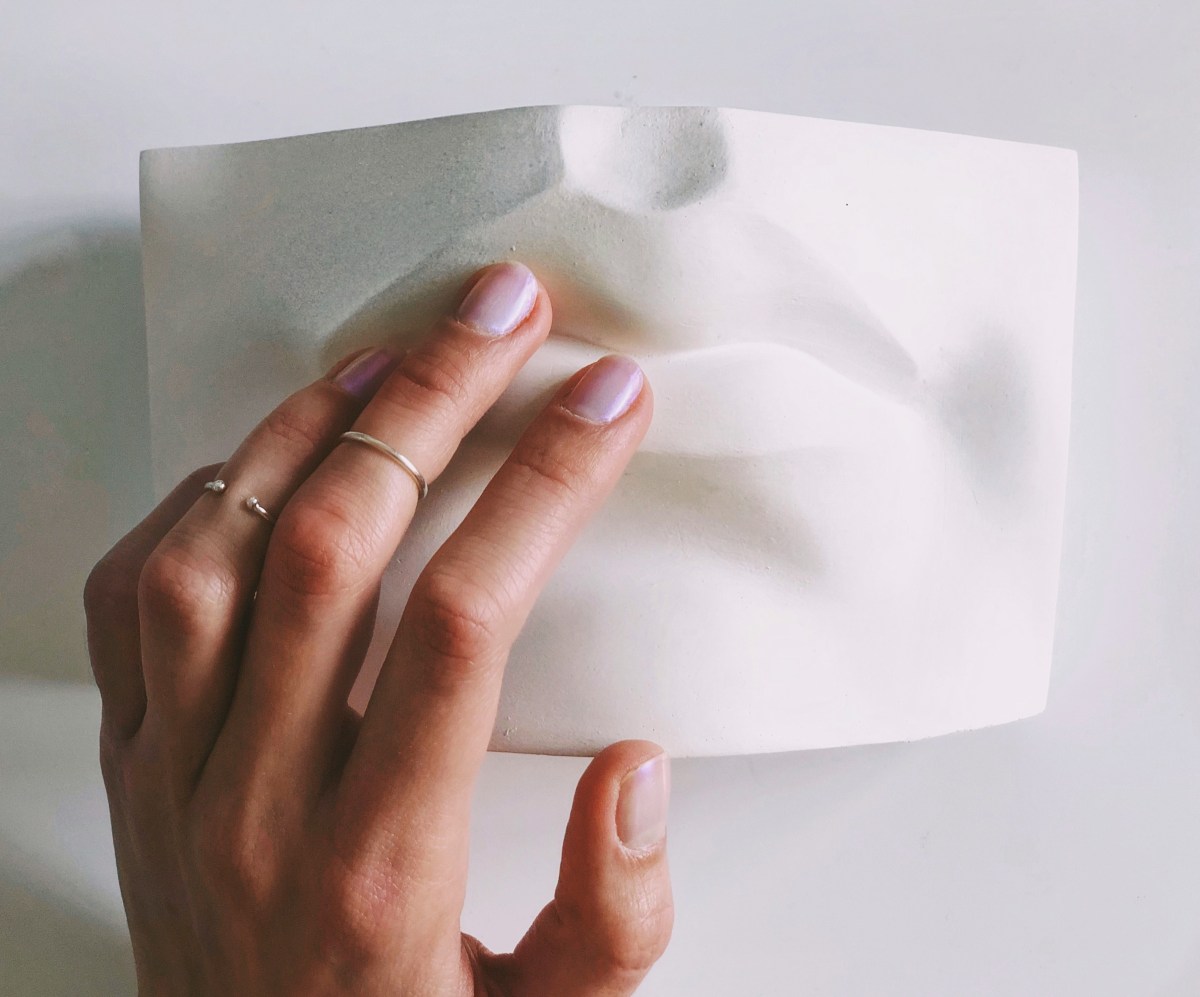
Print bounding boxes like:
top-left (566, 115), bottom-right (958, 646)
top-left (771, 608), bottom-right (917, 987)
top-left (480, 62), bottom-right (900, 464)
top-left (202, 261), bottom-right (550, 797)
top-left (137, 342), bottom-right (405, 787)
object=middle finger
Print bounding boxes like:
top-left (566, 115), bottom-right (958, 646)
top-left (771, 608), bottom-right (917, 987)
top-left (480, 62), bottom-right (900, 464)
top-left (204, 261), bottom-right (549, 795)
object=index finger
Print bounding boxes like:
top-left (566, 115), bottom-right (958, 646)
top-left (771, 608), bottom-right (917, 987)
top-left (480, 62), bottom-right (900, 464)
top-left (333, 355), bottom-right (651, 899)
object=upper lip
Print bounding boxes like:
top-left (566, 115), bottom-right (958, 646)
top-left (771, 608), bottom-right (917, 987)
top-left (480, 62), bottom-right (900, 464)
top-left (331, 188), bottom-right (925, 456)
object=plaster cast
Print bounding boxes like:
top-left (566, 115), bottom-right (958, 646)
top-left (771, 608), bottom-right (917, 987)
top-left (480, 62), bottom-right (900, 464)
top-left (140, 105), bottom-right (1078, 755)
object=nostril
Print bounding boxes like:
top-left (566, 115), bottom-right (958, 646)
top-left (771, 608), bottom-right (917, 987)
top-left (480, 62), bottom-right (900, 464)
top-left (558, 105), bottom-right (730, 213)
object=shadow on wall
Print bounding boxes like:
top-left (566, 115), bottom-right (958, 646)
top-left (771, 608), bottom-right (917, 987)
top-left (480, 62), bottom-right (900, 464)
top-left (0, 222), bottom-right (151, 682)
top-left (0, 855), bottom-right (136, 994)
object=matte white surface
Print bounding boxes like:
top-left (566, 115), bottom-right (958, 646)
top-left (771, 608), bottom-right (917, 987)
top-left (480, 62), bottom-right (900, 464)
top-left (140, 106), bottom-right (1077, 755)
top-left (1, 1), bottom-right (1197, 992)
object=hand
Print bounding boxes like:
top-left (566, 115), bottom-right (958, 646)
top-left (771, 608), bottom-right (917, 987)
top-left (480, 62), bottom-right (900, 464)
top-left (84, 261), bottom-right (673, 995)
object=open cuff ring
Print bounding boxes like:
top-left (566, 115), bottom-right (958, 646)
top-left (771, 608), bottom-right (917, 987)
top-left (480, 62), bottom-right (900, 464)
top-left (203, 479), bottom-right (275, 524)
top-left (200, 430), bottom-right (424, 530)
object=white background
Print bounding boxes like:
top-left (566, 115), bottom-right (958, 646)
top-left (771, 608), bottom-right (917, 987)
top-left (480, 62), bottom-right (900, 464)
top-left (2, 1), bottom-right (1197, 993)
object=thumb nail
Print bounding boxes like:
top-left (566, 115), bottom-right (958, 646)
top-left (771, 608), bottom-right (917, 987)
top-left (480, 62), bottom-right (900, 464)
top-left (616, 753), bottom-right (670, 851)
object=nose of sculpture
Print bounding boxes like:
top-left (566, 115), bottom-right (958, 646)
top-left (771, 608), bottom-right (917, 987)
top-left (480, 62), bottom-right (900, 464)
top-left (557, 105), bottom-right (730, 213)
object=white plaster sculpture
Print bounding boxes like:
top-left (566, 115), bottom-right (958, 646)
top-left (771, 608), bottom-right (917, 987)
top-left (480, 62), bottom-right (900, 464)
top-left (140, 105), bottom-right (1078, 756)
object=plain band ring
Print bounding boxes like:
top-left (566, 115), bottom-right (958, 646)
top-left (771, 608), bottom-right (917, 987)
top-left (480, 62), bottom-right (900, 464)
top-left (339, 430), bottom-right (429, 500)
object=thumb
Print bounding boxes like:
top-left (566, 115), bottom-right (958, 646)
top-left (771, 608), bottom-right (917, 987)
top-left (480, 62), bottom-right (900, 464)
top-left (487, 740), bottom-right (674, 996)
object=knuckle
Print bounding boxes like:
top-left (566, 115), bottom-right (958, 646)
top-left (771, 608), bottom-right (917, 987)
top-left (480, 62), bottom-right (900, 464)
top-left (392, 342), bottom-right (473, 417)
top-left (319, 856), bottom-right (401, 961)
top-left (408, 567), bottom-right (507, 672)
top-left (84, 463), bottom-right (224, 620)
top-left (627, 880), bottom-right (675, 968)
top-left (259, 401), bottom-right (329, 455)
top-left (189, 797), bottom-right (276, 912)
top-left (558, 876), bottom-right (674, 978)
top-left (84, 555), bottom-right (134, 621)
top-left (138, 540), bottom-right (237, 636)
top-left (270, 500), bottom-right (378, 600)
top-left (606, 908), bottom-right (674, 977)
top-left (510, 440), bottom-right (589, 505)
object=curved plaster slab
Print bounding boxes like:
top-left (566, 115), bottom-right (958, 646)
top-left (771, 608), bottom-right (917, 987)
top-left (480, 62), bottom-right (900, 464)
top-left (140, 105), bottom-right (1078, 755)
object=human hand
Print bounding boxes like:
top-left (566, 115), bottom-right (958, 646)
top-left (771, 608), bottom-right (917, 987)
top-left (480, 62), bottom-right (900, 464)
top-left (84, 261), bottom-right (672, 995)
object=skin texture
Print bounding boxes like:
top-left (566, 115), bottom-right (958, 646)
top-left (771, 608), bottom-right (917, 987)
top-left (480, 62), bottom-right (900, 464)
top-left (83, 263), bottom-right (673, 996)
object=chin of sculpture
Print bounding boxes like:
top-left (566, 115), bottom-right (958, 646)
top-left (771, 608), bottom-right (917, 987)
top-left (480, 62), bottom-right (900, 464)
top-left (141, 105), bottom-right (1078, 756)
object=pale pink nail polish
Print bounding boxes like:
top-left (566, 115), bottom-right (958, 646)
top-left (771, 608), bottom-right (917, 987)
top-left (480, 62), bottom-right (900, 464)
top-left (616, 753), bottom-right (670, 851)
top-left (456, 261), bottom-right (538, 336)
top-left (332, 347), bottom-right (400, 398)
top-left (564, 354), bottom-right (644, 424)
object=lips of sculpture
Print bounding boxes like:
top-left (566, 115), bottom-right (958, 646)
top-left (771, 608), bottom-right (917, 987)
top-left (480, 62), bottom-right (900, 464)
top-left (327, 191), bottom-right (926, 458)
top-left (321, 102), bottom-right (929, 462)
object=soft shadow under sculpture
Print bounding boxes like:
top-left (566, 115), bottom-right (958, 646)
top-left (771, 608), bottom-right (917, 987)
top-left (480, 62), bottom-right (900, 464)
top-left (0, 223), bottom-right (150, 683)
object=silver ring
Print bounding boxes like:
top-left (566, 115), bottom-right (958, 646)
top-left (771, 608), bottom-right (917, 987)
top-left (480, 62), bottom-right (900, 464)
top-left (244, 496), bottom-right (275, 523)
top-left (339, 431), bottom-right (428, 500)
top-left (203, 478), bottom-right (274, 524)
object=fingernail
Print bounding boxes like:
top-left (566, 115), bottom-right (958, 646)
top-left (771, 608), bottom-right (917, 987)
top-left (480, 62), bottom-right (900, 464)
top-left (456, 261), bottom-right (539, 336)
top-left (331, 346), bottom-right (401, 398)
top-left (617, 753), bottom-right (670, 851)
top-left (564, 354), bottom-right (644, 424)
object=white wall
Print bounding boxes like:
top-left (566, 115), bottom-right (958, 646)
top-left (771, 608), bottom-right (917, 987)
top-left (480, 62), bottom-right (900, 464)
top-left (2, 2), bottom-right (1197, 992)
